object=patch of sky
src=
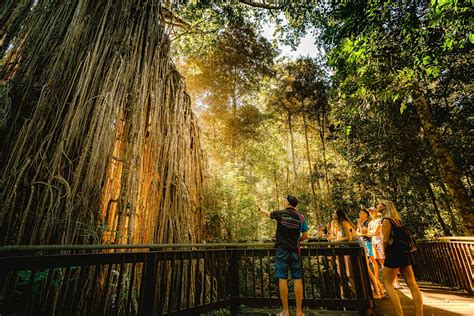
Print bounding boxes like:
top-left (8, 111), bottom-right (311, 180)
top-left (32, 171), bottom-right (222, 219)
top-left (259, 18), bottom-right (324, 60)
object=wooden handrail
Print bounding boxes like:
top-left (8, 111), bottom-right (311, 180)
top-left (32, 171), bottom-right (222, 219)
top-left (412, 238), bottom-right (473, 295)
top-left (0, 242), bottom-right (371, 315)
top-left (416, 236), bottom-right (474, 242)
top-left (0, 241), bottom-right (359, 252)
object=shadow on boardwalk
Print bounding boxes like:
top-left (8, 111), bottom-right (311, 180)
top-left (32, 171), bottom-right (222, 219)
top-left (374, 281), bottom-right (474, 316)
top-left (235, 308), bottom-right (358, 315)
top-left (232, 281), bottom-right (474, 315)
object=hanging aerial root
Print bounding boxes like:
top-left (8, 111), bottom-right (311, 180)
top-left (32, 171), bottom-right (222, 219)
top-left (0, 0), bottom-right (206, 246)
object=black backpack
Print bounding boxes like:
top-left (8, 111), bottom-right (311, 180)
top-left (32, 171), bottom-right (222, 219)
top-left (386, 218), bottom-right (417, 253)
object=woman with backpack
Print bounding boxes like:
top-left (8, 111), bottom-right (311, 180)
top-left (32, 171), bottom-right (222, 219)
top-left (368, 207), bottom-right (402, 289)
top-left (378, 200), bottom-right (423, 316)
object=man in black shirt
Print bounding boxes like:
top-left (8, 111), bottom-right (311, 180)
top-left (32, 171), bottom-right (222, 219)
top-left (258, 195), bottom-right (309, 316)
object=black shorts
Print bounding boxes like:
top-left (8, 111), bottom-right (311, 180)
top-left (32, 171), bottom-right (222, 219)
top-left (384, 246), bottom-right (414, 269)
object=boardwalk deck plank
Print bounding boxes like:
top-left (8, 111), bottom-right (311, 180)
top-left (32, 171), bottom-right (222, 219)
top-left (374, 281), bottom-right (474, 316)
top-left (233, 281), bottom-right (474, 315)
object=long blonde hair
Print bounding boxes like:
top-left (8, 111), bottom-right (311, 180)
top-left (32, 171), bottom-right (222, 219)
top-left (379, 199), bottom-right (401, 220)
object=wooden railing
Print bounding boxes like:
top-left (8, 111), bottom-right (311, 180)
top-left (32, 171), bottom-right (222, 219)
top-left (412, 237), bottom-right (473, 294)
top-left (236, 242), bottom-right (372, 312)
top-left (0, 242), bottom-right (372, 315)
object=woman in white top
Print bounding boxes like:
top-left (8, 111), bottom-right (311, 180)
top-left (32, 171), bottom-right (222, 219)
top-left (367, 208), bottom-right (384, 262)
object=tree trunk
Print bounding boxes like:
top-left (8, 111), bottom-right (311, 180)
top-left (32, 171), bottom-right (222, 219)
top-left (303, 110), bottom-right (321, 223)
top-left (422, 172), bottom-right (451, 236)
top-left (465, 172), bottom-right (473, 194)
top-left (0, 0), bottom-right (206, 245)
top-left (427, 185), bottom-right (451, 236)
top-left (436, 179), bottom-right (460, 234)
top-left (230, 85), bottom-right (238, 160)
top-left (0, 0), bottom-right (34, 58)
top-left (412, 88), bottom-right (473, 235)
top-left (318, 114), bottom-right (330, 195)
top-left (274, 173), bottom-right (280, 210)
top-left (287, 110), bottom-right (298, 189)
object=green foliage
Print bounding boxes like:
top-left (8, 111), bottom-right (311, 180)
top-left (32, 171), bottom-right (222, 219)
top-left (17, 270), bottom-right (49, 286)
top-left (203, 163), bottom-right (274, 242)
top-left (172, 1), bottom-right (470, 239)
top-left (311, 0), bottom-right (471, 235)
top-left (176, 18), bottom-right (277, 152)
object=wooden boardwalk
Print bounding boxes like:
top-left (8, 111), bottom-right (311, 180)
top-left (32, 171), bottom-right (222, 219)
top-left (234, 281), bottom-right (474, 315)
top-left (373, 281), bottom-right (474, 316)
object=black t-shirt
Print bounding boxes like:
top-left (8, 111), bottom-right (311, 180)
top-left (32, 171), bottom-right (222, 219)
top-left (270, 207), bottom-right (309, 253)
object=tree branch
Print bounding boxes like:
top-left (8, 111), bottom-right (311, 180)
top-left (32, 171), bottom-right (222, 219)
top-left (239, 0), bottom-right (288, 10)
top-left (161, 6), bottom-right (190, 29)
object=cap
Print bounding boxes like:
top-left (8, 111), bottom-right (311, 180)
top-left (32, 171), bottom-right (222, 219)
top-left (286, 195), bottom-right (298, 207)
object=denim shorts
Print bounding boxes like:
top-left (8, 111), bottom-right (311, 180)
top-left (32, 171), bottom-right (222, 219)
top-left (364, 240), bottom-right (374, 257)
top-left (275, 247), bottom-right (302, 279)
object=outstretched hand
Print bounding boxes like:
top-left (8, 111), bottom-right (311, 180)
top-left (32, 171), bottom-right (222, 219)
top-left (257, 203), bottom-right (270, 218)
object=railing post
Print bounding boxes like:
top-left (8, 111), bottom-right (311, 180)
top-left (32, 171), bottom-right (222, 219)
top-left (139, 252), bottom-right (158, 316)
top-left (230, 249), bottom-right (240, 312)
top-left (355, 247), bottom-right (373, 314)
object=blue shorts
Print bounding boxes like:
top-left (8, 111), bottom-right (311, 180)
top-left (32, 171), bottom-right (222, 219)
top-left (275, 247), bottom-right (302, 279)
top-left (364, 240), bottom-right (374, 257)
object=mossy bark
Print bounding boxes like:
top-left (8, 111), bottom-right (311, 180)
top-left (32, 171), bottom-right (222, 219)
top-left (412, 88), bottom-right (473, 235)
top-left (0, 0), bottom-right (205, 245)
